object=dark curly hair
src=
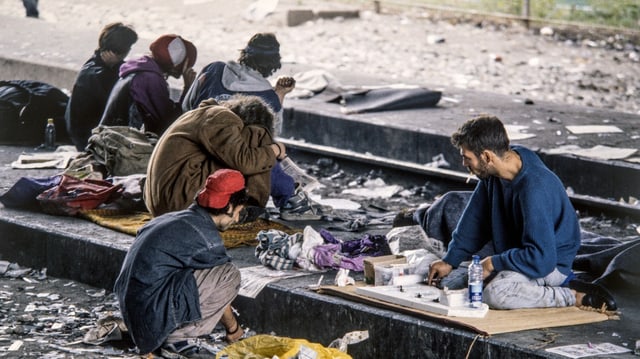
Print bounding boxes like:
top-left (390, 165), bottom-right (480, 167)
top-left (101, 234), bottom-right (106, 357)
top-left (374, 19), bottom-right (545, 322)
top-left (221, 94), bottom-right (275, 134)
top-left (451, 114), bottom-right (510, 158)
top-left (238, 33), bottom-right (281, 78)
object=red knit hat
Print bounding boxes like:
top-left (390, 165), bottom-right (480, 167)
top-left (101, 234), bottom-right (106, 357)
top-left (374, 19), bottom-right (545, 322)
top-left (196, 169), bottom-right (245, 209)
top-left (150, 34), bottom-right (197, 71)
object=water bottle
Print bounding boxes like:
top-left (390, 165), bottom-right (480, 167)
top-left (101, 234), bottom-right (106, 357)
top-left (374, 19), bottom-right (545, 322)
top-left (468, 255), bottom-right (483, 308)
top-left (44, 118), bottom-right (56, 149)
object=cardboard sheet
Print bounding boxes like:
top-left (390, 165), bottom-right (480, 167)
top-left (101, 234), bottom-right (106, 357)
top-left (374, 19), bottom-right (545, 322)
top-left (318, 284), bottom-right (608, 336)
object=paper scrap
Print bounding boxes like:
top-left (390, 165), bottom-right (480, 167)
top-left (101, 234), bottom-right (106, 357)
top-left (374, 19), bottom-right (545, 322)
top-left (546, 145), bottom-right (637, 160)
top-left (565, 125), bottom-right (623, 134)
top-left (342, 185), bottom-right (403, 199)
top-left (239, 265), bottom-right (316, 298)
top-left (505, 125), bottom-right (536, 140)
top-left (546, 342), bottom-right (632, 358)
top-left (11, 151), bottom-right (78, 169)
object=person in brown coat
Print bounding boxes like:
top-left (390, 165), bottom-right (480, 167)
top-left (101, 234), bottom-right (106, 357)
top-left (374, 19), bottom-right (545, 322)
top-left (144, 95), bottom-right (288, 217)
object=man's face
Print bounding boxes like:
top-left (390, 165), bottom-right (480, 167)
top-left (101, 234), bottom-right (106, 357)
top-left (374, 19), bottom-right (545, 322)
top-left (460, 147), bottom-right (491, 180)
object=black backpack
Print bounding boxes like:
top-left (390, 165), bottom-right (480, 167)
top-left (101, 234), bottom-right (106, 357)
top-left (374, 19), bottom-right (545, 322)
top-left (0, 80), bottom-right (70, 145)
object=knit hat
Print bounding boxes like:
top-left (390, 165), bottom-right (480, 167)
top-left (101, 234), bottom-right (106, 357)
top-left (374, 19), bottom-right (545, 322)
top-left (196, 169), bottom-right (245, 209)
top-left (150, 34), bottom-right (197, 71)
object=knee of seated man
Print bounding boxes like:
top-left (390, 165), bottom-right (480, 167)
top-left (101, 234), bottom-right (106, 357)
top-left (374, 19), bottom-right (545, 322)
top-left (482, 273), bottom-right (526, 310)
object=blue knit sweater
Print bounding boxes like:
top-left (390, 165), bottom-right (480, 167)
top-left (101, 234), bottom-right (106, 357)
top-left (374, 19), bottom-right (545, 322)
top-left (442, 145), bottom-right (581, 278)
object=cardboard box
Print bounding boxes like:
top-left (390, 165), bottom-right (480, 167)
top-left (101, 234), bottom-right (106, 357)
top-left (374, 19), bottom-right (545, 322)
top-left (363, 255), bottom-right (406, 285)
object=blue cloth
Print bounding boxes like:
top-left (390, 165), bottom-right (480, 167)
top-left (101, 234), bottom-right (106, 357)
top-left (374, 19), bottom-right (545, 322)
top-left (442, 145), bottom-right (581, 279)
top-left (270, 162), bottom-right (295, 207)
top-left (0, 175), bottom-right (61, 211)
top-left (182, 61), bottom-right (281, 113)
top-left (113, 204), bottom-right (231, 354)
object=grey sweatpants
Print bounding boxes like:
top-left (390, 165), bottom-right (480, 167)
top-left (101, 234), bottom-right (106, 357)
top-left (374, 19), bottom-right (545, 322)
top-left (444, 266), bottom-right (576, 309)
top-left (166, 262), bottom-right (241, 343)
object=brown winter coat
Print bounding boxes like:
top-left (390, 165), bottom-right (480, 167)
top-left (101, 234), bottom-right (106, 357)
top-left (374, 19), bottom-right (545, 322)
top-left (143, 100), bottom-right (277, 216)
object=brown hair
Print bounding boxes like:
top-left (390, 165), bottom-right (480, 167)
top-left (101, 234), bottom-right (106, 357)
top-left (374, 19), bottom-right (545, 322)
top-left (98, 22), bottom-right (138, 55)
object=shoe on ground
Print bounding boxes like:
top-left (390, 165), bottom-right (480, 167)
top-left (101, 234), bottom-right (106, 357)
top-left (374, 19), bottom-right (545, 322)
top-left (392, 208), bottom-right (417, 227)
top-left (160, 338), bottom-right (220, 359)
top-left (569, 279), bottom-right (617, 311)
top-left (240, 206), bottom-right (267, 224)
top-left (279, 188), bottom-right (323, 221)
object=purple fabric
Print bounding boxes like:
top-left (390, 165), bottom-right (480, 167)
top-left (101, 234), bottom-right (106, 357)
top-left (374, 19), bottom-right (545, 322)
top-left (313, 243), bottom-right (365, 271)
top-left (312, 229), bottom-right (391, 271)
top-left (120, 56), bottom-right (177, 135)
top-left (319, 229), bottom-right (390, 257)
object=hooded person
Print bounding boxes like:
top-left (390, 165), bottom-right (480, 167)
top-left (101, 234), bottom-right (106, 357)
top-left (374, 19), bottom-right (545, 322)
top-left (114, 168), bottom-right (249, 356)
top-left (100, 34), bottom-right (197, 137)
top-left (65, 22), bottom-right (138, 150)
top-left (144, 93), bottom-right (325, 222)
top-left (182, 32), bottom-right (295, 136)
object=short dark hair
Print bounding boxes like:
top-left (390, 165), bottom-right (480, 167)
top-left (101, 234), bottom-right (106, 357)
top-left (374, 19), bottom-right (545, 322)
top-left (238, 33), bottom-right (281, 78)
top-left (451, 115), bottom-right (510, 157)
top-left (221, 94), bottom-right (275, 133)
top-left (98, 22), bottom-right (138, 55)
top-left (205, 189), bottom-right (249, 216)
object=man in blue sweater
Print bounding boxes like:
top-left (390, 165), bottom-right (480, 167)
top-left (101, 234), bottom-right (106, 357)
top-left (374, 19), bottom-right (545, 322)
top-left (426, 115), bottom-right (616, 310)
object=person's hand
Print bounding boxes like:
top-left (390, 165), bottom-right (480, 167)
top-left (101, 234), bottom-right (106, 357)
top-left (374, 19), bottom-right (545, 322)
top-left (182, 66), bottom-right (196, 89)
top-left (100, 50), bottom-right (122, 67)
top-left (274, 76), bottom-right (296, 95)
top-left (480, 256), bottom-right (494, 279)
top-left (271, 142), bottom-right (287, 160)
top-left (427, 259), bottom-right (453, 286)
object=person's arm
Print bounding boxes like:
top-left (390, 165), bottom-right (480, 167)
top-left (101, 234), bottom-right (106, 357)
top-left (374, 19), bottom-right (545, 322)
top-left (197, 110), bottom-right (278, 175)
top-left (273, 76), bottom-right (295, 106)
top-left (441, 181), bottom-right (492, 268)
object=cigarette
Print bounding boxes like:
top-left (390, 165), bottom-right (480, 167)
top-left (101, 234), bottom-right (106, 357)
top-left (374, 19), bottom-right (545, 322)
top-left (466, 172), bottom-right (473, 183)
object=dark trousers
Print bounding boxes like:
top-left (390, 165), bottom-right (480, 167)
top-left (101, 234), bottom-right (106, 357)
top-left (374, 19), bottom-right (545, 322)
top-left (23, 0), bottom-right (39, 18)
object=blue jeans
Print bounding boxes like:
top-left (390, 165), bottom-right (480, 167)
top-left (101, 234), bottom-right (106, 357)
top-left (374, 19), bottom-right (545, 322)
top-left (270, 162), bottom-right (295, 208)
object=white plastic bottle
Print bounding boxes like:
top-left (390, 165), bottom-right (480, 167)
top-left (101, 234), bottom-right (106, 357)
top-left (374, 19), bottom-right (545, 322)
top-left (468, 255), bottom-right (483, 308)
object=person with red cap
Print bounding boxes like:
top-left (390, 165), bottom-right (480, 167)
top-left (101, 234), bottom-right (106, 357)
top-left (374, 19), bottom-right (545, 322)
top-left (99, 34), bottom-right (197, 137)
top-left (114, 169), bottom-right (249, 357)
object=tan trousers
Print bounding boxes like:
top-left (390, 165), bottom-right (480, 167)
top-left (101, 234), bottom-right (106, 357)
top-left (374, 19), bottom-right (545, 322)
top-left (165, 262), bottom-right (241, 343)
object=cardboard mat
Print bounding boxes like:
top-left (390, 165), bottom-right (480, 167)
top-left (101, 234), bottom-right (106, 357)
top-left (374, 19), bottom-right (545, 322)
top-left (78, 209), bottom-right (300, 249)
top-left (318, 284), bottom-right (609, 336)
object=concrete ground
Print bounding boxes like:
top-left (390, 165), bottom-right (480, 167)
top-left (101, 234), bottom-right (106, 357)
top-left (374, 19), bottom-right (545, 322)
top-left (0, 2), bottom-right (639, 358)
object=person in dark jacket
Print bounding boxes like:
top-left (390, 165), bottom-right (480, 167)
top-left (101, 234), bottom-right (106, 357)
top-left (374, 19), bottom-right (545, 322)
top-left (65, 23), bottom-right (138, 150)
top-left (100, 34), bottom-right (197, 137)
top-left (114, 169), bottom-right (248, 357)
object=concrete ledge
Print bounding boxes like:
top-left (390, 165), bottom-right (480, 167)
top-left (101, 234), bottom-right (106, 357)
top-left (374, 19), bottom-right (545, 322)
top-left (286, 8), bottom-right (360, 26)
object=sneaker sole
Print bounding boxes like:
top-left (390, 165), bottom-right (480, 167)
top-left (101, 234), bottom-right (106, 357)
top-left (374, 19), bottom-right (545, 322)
top-left (280, 211), bottom-right (323, 221)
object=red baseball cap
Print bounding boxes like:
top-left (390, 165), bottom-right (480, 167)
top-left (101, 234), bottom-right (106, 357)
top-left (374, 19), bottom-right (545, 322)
top-left (196, 169), bottom-right (245, 209)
